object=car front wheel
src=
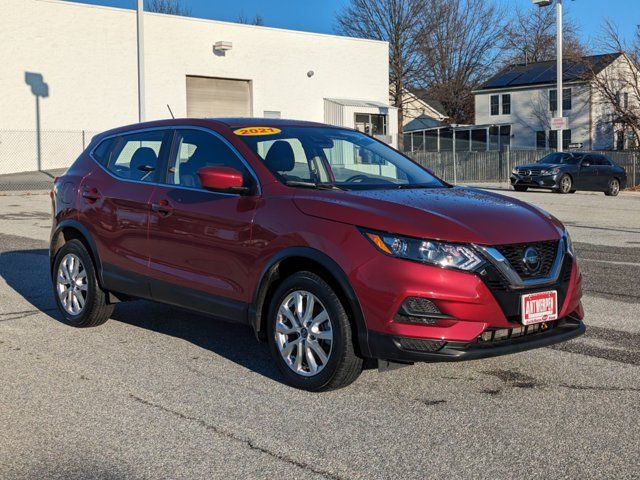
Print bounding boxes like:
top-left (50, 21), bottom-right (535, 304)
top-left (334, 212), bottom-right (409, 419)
top-left (605, 178), bottom-right (620, 196)
top-left (557, 174), bottom-right (572, 194)
top-left (267, 271), bottom-right (363, 391)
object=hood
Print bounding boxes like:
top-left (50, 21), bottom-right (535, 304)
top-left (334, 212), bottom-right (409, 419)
top-left (516, 163), bottom-right (564, 169)
top-left (293, 186), bottom-right (563, 245)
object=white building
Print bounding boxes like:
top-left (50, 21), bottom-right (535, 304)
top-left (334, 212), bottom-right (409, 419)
top-left (0, 0), bottom-right (396, 173)
top-left (473, 53), bottom-right (631, 151)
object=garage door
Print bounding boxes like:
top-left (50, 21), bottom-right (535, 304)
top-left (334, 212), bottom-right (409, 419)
top-left (186, 76), bottom-right (251, 118)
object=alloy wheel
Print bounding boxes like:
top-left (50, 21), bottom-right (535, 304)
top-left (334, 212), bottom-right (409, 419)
top-left (560, 175), bottom-right (571, 193)
top-left (56, 253), bottom-right (88, 315)
top-left (610, 179), bottom-right (620, 195)
top-left (274, 290), bottom-right (333, 377)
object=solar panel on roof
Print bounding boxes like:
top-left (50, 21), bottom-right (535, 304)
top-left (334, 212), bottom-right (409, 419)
top-left (482, 71), bottom-right (522, 88)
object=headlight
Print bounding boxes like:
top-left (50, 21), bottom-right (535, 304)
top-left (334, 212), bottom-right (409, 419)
top-left (361, 229), bottom-right (484, 271)
top-left (511, 167), bottom-right (519, 174)
top-left (565, 230), bottom-right (575, 256)
top-left (541, 167), bottom-right (561, 175)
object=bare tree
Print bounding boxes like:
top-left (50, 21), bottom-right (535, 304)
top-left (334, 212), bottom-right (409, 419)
top-left (416, 0), bottom-right (507, 124)
top-left (146, 0), bottom-right (191, 16)
top-left (237, 12), bottom-right (264, 26)
top-left (589, 20), bottom-right (640, 150)
top-left (336, 0), bottom-right (428, 135)
top-left (502, 5), bottom-right (586, 65)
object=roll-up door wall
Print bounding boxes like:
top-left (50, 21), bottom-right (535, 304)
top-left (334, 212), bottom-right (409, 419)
top-left (186, 76), bottom-right (251, 118)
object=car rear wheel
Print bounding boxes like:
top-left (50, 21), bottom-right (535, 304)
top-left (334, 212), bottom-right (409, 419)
top-left (605, 178), bottom-right (620, 196)
top-left (513, 186), bottom-right (528, 192)
top-left (53, 239), bottom-right (114, 327)
top-left (558, 174), bottom-right (572, 194)
top-left (267, 271), bottom-right (363, 391)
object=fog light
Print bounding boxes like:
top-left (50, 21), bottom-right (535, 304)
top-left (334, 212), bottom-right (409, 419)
top-left (394, 297), bottom-right (449, 325)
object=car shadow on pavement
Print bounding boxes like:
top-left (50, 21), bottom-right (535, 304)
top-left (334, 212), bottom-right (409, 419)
top-left (0, 248), bottom-right (61, 318)
top-left (0, 247), bottom-right (283, 383)
top-left (110, 301), bottom-right (283, 382)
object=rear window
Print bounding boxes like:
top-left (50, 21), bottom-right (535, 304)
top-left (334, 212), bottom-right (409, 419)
top-left (92, 138), bottom-right (114, 166)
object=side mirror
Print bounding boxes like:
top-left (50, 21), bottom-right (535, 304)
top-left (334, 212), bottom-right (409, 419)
top-left (197, 166), bottom-right (250, 194)
top-left (581, 161), bottom-right (591, 168)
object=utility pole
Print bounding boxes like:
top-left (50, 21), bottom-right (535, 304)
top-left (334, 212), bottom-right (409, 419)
top-left (534, 0), bottom-right (564, 151)
top-left (137, 0), bottom-right (146, 122)
top-left (556, 0), bottom-right (563, 152)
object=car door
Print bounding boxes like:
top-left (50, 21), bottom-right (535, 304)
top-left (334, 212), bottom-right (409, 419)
top-left (147, 127), bottom-right (261, 322)
top-left (594, 155), bottom-right (613, 190)
top-left (577, 154), bottom-right (599, 190)
top-left (79, 129), bottom-right (170, 298)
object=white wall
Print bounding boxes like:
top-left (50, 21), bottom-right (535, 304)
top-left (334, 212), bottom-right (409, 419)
top-left (0, 0), bottom-right (390, 172)
top-left (474, 84), bottom-right (592, 150)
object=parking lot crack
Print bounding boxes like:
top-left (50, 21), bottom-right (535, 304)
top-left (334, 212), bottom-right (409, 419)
top-left (129, 393), bottom-right (345, 480)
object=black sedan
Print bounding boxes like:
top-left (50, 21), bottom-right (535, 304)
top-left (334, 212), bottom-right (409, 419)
top-left (511, 152), bottom-right (627, 196)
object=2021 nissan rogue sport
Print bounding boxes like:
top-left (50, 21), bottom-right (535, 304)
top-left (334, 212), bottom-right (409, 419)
top-left (50, 119), bottom-right (585, 391)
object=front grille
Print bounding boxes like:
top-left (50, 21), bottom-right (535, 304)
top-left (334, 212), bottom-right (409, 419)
top-left (477, 319), bottom-right (562, 345)
top-left (396, 337), bottom-right (445, 353)
top-left (518, 168), bottom-right (543, 175)
top-left (494, 240), bottom-right (559, 279)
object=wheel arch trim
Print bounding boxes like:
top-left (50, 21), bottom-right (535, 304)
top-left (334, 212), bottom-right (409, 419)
top-left (249, 247), bottom-right (370, 357)
top-left (50, 220), bottom-right (104, 285)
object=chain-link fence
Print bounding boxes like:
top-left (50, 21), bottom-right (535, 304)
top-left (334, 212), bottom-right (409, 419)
top-left (1, 129), bottom-right (638, 191)
top-left (407, 148), bottom-right (640, 187)
top-left (0, 130), bottom-right (99, 190)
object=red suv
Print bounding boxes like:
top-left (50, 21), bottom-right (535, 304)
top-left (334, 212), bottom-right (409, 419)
top-left (50, 119), bottom-right (585, 391)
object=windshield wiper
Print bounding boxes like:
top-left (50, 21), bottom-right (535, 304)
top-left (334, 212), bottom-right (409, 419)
top-left (284, 180), bottom-right (342, 190)
top-left (389, 184), bottom-right (440, 189)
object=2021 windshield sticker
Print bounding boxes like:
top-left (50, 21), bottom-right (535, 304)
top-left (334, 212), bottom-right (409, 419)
top-left (233, 127), bottom-right (281, 136)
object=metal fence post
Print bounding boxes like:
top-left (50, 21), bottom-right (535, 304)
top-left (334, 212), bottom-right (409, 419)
top-left (82, 130), bottom-right (86, 150)
top-left (453, 129), bottom-right (457, 185)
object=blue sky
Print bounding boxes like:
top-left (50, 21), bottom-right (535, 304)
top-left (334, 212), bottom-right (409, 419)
top-left (66, 0), bottom-right (637, 48)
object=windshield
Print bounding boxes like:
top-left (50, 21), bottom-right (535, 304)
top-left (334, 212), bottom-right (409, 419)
top-left (235, 126), bottom-right (445, 190)
top-left (538, 152), bottom-right (581, 165)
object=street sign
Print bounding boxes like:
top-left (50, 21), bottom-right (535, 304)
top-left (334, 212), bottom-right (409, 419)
top-left (551, 117), bottom-right (568, 130)
top-left (568, 143), bottom-right (583, 149)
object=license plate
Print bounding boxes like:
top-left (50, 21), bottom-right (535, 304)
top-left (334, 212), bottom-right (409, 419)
top-left (521, 290), bottom-right (558, 325)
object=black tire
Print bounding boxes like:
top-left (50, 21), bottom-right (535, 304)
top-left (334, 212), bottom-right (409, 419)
top-left (558, 174), bottom-right (572, 194)
top-left (52, 239), bottom-right (114, 327)
top-left (605, 178), bottom-right (620, 196)
top-left (513, 186), bottom-right (528, 192)
top-left (569, 190), bottom-right (577, 194)
top-left (267, 271), bottom-right (363, 391)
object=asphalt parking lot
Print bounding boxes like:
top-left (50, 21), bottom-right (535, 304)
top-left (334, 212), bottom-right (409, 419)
top-left (1, 187), bottom-right (639, 479)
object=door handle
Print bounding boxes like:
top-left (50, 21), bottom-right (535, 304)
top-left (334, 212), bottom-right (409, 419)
top-left (151, 199), bottom-right (173, 217)
top-left (81, 187), bottom-right (101, 202)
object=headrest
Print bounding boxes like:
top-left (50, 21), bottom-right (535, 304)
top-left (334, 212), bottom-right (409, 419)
top-left (264, 141), bottom-right (295, 173)
top-left (130, 147), bottom-right (158, 170)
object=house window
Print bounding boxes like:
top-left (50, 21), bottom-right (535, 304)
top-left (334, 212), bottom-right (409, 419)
top-left (563, 88), bottom-right (572, 110)
top-left (490, 95), bottom-right (499, 115)
top-left (548, 130), bottom-right (557, 149)
top-left (502, 94), bottom-right (511, 115)
top-left (563, 129), bottom-right (571, 149)
top-left (500, 125), bottom-right (511, 148)
top-left (355, 113), bottom-right (387, 136)
top-left (623, 92), bottom-right (629, 109)
top-left (549, 88), bottom-right (571, 111)
top-left (536, 131), bottom-right (546, 149)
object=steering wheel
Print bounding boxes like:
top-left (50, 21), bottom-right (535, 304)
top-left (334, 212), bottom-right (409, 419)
top-left (345, 174), bottom-right (371, 183)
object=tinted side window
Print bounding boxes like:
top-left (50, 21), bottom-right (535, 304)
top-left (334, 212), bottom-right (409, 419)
top-left (92, 138), bottom-right (114, 166)
top-left (165, 129), bottom-right (248, 188)
top-left (108, 131), bottom-right (165, 182)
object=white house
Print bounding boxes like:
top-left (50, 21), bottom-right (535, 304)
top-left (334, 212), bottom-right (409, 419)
top-left (0, 0), bottom-right (397, 173)
top-left (473, 53), bottom-right (631, 151)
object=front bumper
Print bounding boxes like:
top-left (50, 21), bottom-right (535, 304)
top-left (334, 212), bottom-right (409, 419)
top-left (510, 173), bottom-right (560, 189)
top-left (368, 317), bottom-right (585, 362)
